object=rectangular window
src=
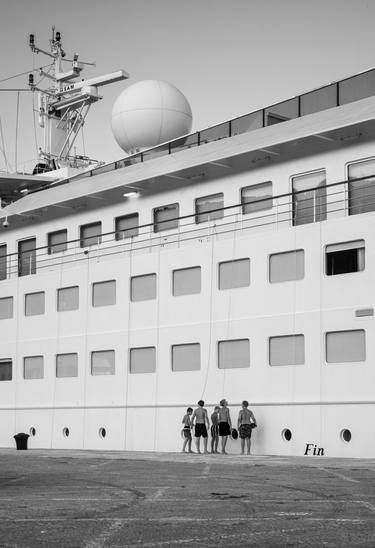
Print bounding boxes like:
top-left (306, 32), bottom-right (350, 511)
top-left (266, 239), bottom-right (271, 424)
top-left (269, 335), bottom-right (305, 366)
top-left (129, 346), bottom-right (156, 374)
top-left (219, 258), bottom-right (250, 290)
top-left (92, 280), bottom-right (116, 307)
top-left (348, 159), bottom-right (375, 215)
top-left (218, 339), bottom-right (249, 369)
top-left (326, 330), bottom-right (366, 363)
top-left (80, 222), bottom-right (102, 248)
top-left (56, 353), bottom-right (78, 378)
top-left (292, 170), bottom-right (326, 226)
top-left (241, 182), bottom-right (273, 215)
top-left (0, 359), bottom-right (12, 381)
top-left (18, 238), bottom-right (36, 277)
top-left (0, 244), bottom-right (7, 281)
top-left (91, 350), bottom-right (115, 376)
top-left (25, 291), bottom-right (45, 316)
top-left (48, 230), bottom-right (67, 254)
top-left (173, 266), bottom-right (201, 296)
top-left (57, 286), bottom-right (79, 311)
top-left (326, 240), bottom-right (365, 276)
top-left (24, 356), bottom-right (44, 380)
top-left (131, 273), bottom-right (156, 302)
top-left (115, 213), bottom-right (139, 240)
top-left (195, 193), bottom-right (224, 224)
top-left (153, 203), bottom-right (179, 232)
top-left (269, 250), bottom-right (304, 283)
top-left (0, 296), bottom-right (13, 320)
top-left (172, 343), bottom-right (200, 372)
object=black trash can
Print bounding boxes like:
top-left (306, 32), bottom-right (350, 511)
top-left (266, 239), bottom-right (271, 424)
top-left (14, 433), bottom-right (29, 450)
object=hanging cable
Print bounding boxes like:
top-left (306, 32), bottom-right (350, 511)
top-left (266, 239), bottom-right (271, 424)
top-left (14, 91), bottom-right (20, 173)
top-left (0, 117), bottom-right (10, 171)
top-left (0, 63), bottom-right (52, 85)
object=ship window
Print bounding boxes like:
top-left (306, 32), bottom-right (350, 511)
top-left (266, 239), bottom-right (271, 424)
top-left (326, 330), bottom-right (366, 363)
top-left (131, 273), bottom-right (156, 302)
top-left (80, 222), bottom-right (102, 248)
top-left (348, 158), bottom-right (375, 215)
top-left (195, 193), bottom-right (224, 224)
top-left (218, 339), bottom-right (249, 369)
top-left (91, 350), bottom-right (115, 376)
top-left (48, 229), bottom-right (67, 254)
top-left (154, 203), bottom-right (179, 232)
top-left (18, 238), bottom-right (36, 277)
top-left (241, 182), bottom-right (273, 214)
top-left (219, 258), bottom-right (250, 290)
top-left (23, 356), bottom-right (44, 380)
top-left (173, 266), bottom-right (201, 296)
top-left (25, 291), bottom-right (45, 316)
top-left (269, 250), bottom-right (304, 283)
top-left (292, 170), bottom-right (326, 226)
top-left (0, 297), bottom-right (13, 320)
top-left (0, 244), bottom-right (7, 280)
top-left (56, 353), bottom-right (78, 378)
top-left (0, 359), bottom-right (12, 381)
top-left (129, 346), bottom-right (156, 374)
top-left (172, 343), bottom-right (200, 372)
top-left (92, 280), bottom-right (116, 307)
top-left (115, 213), bottom-right (139, 240)
top-left (57, 286), bottom-right (79, 311)
top-left (326, 240), bottom-right (365, 276)
top-left (269, 335), bottom-right (305, 366)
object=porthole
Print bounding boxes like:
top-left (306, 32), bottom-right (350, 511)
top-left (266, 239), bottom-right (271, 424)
top-left (340, 429), bottom-right (352, 443)
top-left (282, 428), bottom-right (292, 442)
top-left (99, 427), bottom-right (106, 439)
top-left (29, 427), bottom-right (36, 437)
top-left (63, 427), bottom-right (70, 438)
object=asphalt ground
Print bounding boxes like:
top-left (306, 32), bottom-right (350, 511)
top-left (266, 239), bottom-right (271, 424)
top-left (0, 449), bottom-right (375, 547)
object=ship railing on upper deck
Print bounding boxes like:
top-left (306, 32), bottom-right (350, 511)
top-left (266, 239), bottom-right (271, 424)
top-left (1, 174), bottom-right (375, 280)
top-left (42, 66), bottom-right (375, 189)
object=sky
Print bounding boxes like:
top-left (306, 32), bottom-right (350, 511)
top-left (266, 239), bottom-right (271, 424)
top-left (1, 0), bottom-right (375, 171)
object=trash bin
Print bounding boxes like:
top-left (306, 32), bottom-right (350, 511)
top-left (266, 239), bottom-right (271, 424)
top-left (14, 433), bottom-right (29, 450)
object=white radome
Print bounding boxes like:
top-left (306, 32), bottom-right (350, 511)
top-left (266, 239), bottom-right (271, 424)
top-left (111, 80), bottom-right (193, 154)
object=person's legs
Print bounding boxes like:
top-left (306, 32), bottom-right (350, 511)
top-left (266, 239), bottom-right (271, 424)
top-left (203, 435), bottom-right (208, 453)
top-left (214, 435), bottom-right (219, 453)
top-left (188, 436), bottom-right (193, 452)
top-left (241, 438), bottom-right (245, 454)
top-left (247, 437), bottom-right (251, 455)
top-left (222, 435), bottom-right (228, 453)
top-left (182, 437), bottom-right (188, 452)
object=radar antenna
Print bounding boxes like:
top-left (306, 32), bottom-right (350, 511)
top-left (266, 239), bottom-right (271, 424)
top-left (28, 27), bottom-right (129, 173)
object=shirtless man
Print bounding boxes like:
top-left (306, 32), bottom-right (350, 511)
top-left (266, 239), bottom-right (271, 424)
top-left (191, 400), bottom-right (210, 454)
top-left (218, 399), bottom-right (232, 454)
top-left (210, 405), bottom-right (220, 454)
top-left (237, 400), bottom-right (257, 455)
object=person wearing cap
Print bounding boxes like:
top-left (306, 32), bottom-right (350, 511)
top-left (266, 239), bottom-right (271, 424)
top-left (218, 399), bottom-right (232, 454)
top-left (191, 400), bottom-right (210, 454)
top-left (237, 400), bottom-right (257, 455)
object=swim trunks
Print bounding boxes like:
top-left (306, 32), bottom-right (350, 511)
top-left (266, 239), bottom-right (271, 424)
top-left (239, 424), bottom-right (252, 439)
top-left (219, 422), bottom-right (231, 436)
top-left (210, 424), bottom-right (219, 438)
top-left (183, 427), bottom-right (192, 439)
top-left (195, 424), bottom-right (208, 438)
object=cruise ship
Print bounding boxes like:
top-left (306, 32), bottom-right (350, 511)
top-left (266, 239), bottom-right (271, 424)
top-left (1, 30), bottom-right (375, 457)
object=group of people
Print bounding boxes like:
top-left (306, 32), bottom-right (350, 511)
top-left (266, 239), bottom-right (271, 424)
top-left (181, 399), bottom-right (257, 455)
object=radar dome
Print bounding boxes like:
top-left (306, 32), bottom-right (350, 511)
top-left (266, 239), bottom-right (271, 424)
top-left (111, 80), bottom-right (192, 154)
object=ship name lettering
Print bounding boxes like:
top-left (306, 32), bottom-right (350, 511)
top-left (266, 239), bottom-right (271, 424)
top-left (304, 443), bottom-right (324, 456)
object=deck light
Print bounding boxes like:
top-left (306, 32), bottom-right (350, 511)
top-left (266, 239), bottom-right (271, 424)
top-left (122, 191), bottom-right (138, 198)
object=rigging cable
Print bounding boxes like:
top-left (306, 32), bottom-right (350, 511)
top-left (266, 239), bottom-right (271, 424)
top-left (14, 91), bottom-right (20, 173)
top-left (0, 63), bottom-right (52, 85)
top-left (0, 117), bottom-right (10, 171)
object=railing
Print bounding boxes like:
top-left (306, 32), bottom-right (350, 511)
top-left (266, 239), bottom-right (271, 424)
top-left (46, 66), bottom-right (375, 188)
top-left (1, 174), bottom-right (374, 281)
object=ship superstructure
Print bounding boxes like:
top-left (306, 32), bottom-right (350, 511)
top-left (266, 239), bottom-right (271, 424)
top-left (1, 41), bottom-right (375, 456)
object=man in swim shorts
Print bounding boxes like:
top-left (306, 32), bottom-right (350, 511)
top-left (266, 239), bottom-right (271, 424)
top-left (191, 400), bottom-right (210, 454)
top-left (218, 399), bottom-right (232, 454)
top-left (237, 400), bottom-right (257, 455)
top-left (181, 407), bottom-right (193, 453)
top-left (210, 405), bottom-right (220, 454)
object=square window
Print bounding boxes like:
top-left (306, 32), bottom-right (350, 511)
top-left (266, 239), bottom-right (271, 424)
top-left (57, 286), bottom-right (79, 311)
top-left (129, 347), bottom-right (156, 373)
top-left (48, 230), bottom-right (67, 254)
top-left (269, 250), bottom-right (304, 283)
top-left (269, 335), bottom-right (305, 366)
top-left (219, 259), bottom-right (250, 290)
top-left (241, 182), bottom-right (273, 214)
top-left (115, 213), bottom-right (139, 240)
top-left (326, 330), bottom-right (366, 363)
top-left (24, 356), bottom-right (44, 379)
top-left (0, 359), bottom-right (12, 381)
top-left (56, 353), bottom-right (78, 378)
top-left (25, 291), bottom-right (45, 316)
top-left (92, 280), bottom-right (116, 307)
top-left (154, 203), bottom-right (179, 232)
top-left (172, 343), bottom-right (200, 371)
top-left (131, 273), bottom-right (156, 302)
top-left (173, 267), bottom-right (201, 296)
top-left (91, 350), bottom-right (115, 376)
top-left (195, 193), bottom-right (224, 224)
top-left (218, 339), bottom-right (249, 369)
top-left (326, 240), bottom-right (365, 276)
top-left (80, 222), bottom-right (102, 248)
top-left (0, 297), bottom-right (13, 320)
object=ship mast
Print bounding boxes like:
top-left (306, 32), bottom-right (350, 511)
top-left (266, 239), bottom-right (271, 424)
top-left (28, 27), bottom-right (129, 172)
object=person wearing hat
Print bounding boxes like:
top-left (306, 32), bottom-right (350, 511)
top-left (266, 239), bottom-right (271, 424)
top-left (237, 400), bottom-right (257, 455)
top-left (218, 399), bottom-right (232, 454)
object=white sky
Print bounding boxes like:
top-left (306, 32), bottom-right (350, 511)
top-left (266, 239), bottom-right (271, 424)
top-left (1, 0), bottom-right (375, 170)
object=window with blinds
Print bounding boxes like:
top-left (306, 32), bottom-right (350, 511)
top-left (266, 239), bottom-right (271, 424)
top-left (25, 291), bottom-right (45, 316)
top-left (326, 330), bottom-right (366, 363)
top-left (241, 182), bottom-right (273, 214)
top-left (56, 353), bottom-right (78, 378)
top-left (48, 230), bottom-right (67, 254)
top-left (218, 339), bottom-right (250, 369)
top-left (24, 356), bottom-right (44, 380)
top-left (348, 158), bottom-right (375, 215)
top-left (325, 240), bottom-right (365, 275)
top-left (195, 193), bottom-right (224, 224)
top-left (153, 203), bottom-right (179, 232)
top-left (115, 213), bottom-right (139, 240)
top-left (91, 350), bottom-right (115, 375)
top-left (129, 347), bottom-right (156, 373)
top-left (0, 359), bottom-right (12, 381)
top-left (131, 273), bottom-right (156, 302)
top-left (292, 170), bottom-right (326, 225)
top-left (269, 335), bottom-right (305, 366)
top-left (173, 266), bottom-right (201, 296)
top-left (218, 258), bottom-right (250, 290)
top-left (0, 244), bottom-right (7, 280)
top-left (269, 250), bottom-right (304, 283)
top-left (80, 222), bottom-right (102, 247)
top-left (0, 296), bottom-right (13, 320)
top-left (92, 280), bottom-right (116, 307)
top-left (172, 343), bottom-right (200, 371)
top-left (57, 286), bottom-right (79, 311)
